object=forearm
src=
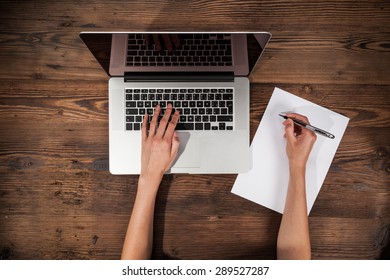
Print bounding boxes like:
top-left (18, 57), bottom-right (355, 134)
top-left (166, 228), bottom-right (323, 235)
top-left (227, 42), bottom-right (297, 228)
top-left (277, 165), bottom-right (311, 260)
top-left (121, 176), bottom-right (161, 260)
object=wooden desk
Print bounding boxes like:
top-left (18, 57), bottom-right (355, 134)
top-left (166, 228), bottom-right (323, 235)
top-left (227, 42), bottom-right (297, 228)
top-left (0, 0), bottom-right (389, 259)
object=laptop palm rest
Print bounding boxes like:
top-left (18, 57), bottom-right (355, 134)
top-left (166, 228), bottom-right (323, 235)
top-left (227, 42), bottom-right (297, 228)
top-left (172, 132), bottom-right (201, 168)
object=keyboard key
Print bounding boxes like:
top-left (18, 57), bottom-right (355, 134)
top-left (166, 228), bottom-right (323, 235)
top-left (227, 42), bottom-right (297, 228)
top-left (227, 126), bottom-right (233, 130)
top-left (204, 123), bottom-right (211, 130)
top-left (227, 101), bottom-right (233, 114)
top-left (126, 109), bottom-right (138, 115)
top-left (219, 123), bottom-right (226, 130)
top-left (126, 94), bottom-right (132, 100)
top-left (217, 115), bottom-right (233, 122)
top-left (134, 123), bottom-right (141, 130)
top-left (195, 123), bottom-right (203, 130)
top-left (126, 101), bottom-right (137, 107)
top-left (176, 123), bottom-right (194, 130)
top-left (126, 123), bottom-right (133, 130)
top-left (223, 94), bottom-right (233, 100)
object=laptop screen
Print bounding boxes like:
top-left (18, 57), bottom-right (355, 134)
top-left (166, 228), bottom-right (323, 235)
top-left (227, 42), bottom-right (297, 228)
top-left (80, 32), bottom-right (271, 77)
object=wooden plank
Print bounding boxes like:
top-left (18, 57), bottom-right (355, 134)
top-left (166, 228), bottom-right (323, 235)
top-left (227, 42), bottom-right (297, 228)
top-left (1, 1), bottom-right (389, 32)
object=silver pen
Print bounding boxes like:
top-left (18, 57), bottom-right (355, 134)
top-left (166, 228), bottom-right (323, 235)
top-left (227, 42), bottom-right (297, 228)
top-left (279, 114), bottom-right (335, 139)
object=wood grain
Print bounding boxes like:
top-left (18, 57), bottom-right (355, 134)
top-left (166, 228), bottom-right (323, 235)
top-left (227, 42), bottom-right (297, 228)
top-left (0, 0), bottom-right (389, 260)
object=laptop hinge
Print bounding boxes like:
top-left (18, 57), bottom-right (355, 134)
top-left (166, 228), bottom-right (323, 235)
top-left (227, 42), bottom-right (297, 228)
top-left (124, 71), bottom-right (234, 82)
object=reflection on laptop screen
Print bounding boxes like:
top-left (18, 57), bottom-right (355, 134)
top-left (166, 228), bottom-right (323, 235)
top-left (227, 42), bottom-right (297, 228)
top-left (80, 32), bottom-right (270, 77)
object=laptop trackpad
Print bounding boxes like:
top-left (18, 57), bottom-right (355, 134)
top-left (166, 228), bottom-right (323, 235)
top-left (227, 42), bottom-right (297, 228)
top-left (172, 133), bottom-right (201, 168)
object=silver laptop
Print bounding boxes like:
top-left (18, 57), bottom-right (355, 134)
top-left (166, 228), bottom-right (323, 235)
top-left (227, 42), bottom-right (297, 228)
top-left (80, 32), bottom-right (271, 174)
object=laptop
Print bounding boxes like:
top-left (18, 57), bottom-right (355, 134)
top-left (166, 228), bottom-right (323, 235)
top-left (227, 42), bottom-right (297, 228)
top-left (79, 32), bottom-right (271, 174)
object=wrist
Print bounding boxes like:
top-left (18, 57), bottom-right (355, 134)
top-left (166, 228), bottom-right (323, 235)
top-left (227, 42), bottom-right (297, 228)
top-left (137, 173), bottom-right (163, 196)
top-left (289, 161), bottom-right (306, 177)
top-left (288, 164), bottom-right (306, 189)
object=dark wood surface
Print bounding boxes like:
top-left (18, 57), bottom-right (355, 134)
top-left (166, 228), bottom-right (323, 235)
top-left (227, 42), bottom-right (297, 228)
top-left (0, 0), bottom-right (389, 260)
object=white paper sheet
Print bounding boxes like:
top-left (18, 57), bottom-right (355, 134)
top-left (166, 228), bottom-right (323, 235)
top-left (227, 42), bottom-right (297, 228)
top-left (231, 87), bottom-right (349, 214)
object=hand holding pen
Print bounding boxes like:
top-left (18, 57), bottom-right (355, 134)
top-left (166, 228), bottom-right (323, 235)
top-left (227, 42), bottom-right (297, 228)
top-left (281, 113), bottom-right (318, 169)
top-left (279, 113), bottom-right (335, 139)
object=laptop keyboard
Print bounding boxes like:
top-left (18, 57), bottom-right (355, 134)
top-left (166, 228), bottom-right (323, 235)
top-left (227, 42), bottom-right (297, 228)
top-left (126, 34), bottom-right (233, 67)
top-left (125, 88), bottom-right (234, 131)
